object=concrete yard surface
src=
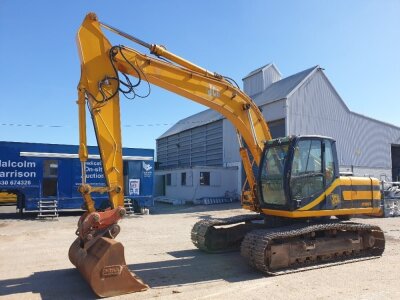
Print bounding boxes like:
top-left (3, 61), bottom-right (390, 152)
top-left (0, 203), bottom-right (399, 299)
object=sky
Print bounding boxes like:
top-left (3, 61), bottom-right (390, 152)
top-left (0, 0), bottom-right (399, 151)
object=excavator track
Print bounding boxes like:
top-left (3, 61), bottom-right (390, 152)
top-left (191, 214), bottom-right (264, 253)
top-left (240, 222), bottom-right (385, 275)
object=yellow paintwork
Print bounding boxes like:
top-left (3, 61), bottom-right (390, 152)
top-left (263, 175), bottom-right (383, 218)
top-left (297, 176), bottom-right (381, 212)
top-left (113, 47), bottom-right (271, 161)
top-left (297, 178), bottom-right (342, 211)
top-left (76, 13), bottom-right (271, 211)
top-left (77, 14), bottom-right (124, 211)
top-left (0, 192), bottom-right (16, 204)
top-left (342, 190), bottom-right (381, 201)
top-left (262, 207), bottom-right (382, 218)
top-left (340, 176), bottom-right (380, 186)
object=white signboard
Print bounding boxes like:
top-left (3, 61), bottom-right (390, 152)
top-left (129, 179), bottom-right (140, 196)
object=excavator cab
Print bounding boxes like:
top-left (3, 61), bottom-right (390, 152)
top-left (258, 136), bottom-right (339, 212)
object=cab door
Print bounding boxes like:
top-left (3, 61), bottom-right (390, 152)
top-left (289, 137), bottom-right (339, 211)
top-left (289, 138), bottom-right (325, 209)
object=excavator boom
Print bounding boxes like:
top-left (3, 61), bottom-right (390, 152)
top-left (76, 13), bottom-right (272, 214)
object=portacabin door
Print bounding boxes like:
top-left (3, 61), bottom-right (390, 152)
top-left (42, 159), bottom-right (59, 198)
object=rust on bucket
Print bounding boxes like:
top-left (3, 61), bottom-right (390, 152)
top-left (69, 237), bottom-right (148, 297)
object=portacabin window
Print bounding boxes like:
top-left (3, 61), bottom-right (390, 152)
top-left (181, 172), bottom-right (186, 186)
top-left (43, 160), bottom-right (58, 178)
top-left (200, 172), bottom-right (210, 186)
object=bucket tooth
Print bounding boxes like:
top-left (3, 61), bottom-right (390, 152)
top-left (69, 237), bottom-right (148, 297)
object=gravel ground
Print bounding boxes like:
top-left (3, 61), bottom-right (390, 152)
top-left (0, 203), bottom-right (399, 300)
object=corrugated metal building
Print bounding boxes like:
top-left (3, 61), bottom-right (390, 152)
top-left (155, 64), bottom-right (400, 201)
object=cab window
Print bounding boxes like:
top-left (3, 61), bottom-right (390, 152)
top-left (324, 140), bottom-right (335, 186)
top-left (260, 144), bottom-right (289, 206)
top-left (290, 140), bottom-right (324, 200)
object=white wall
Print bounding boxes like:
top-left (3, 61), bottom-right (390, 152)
top-left (155, 166), bottom-right (238, 202)
top-left (261, 99), bottom-right (287, 121)
top-left (222, 120), bottom-right (241, 164)
top-left (243, 64), bottom-right (282, 96)
top-left (340, 166), bottom-right (391, 181)
top-left (222, 99), bottom-right (287, 164)
top-left (288, 69), bottom-right (400, 180)
top-left (221, 96), bottom-right (288, 193)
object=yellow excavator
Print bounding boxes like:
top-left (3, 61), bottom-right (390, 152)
top-left (69, 13), bottom-right (385, 297)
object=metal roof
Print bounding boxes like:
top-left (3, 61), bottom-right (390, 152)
top-left (243, 63), bottom-right (270, 79)
top-left (242, 63), bottom-right (282, 79)
top-left (252, 66), bottom-right (318, 106)
top-left (157, 109), bottom-right (223, 139)
top-left (158, 65), bottom-right (319, 139)
top-left (20, 152), bottom-right (153, 161)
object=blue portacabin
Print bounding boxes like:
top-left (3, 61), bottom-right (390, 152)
top-left (0, 141), bottom-right (154, 214)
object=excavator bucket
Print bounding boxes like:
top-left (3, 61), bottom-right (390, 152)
top-left (69, 237), bottom-right (148, 297)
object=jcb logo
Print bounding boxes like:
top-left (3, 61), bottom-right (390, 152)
top-left (331, 193), bottom-right (341, 206)
top-left (208, 84), bottom-right (220, 98)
